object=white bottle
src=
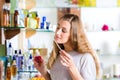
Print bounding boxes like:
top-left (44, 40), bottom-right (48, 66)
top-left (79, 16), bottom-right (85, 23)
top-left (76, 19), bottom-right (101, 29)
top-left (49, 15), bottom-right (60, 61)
top-left (7, 42), bottom-right (13, 56)
top-left (27, 54), bottom-right (33, 71)
top-left (7, 42), bottom-right (13, 65)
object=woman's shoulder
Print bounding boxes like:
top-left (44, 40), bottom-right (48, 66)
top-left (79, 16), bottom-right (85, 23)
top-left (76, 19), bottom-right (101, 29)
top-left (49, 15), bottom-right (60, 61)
top-left (80, 53), bottom-right (94, 63)
top-left (82, 53), bottom-right (93, 58)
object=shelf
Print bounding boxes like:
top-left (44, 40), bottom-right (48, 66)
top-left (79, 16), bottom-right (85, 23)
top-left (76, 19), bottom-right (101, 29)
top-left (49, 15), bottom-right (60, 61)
top-left (0, 27), bottom-right (54, 32)
top-left (18, 70), bottom-right (38, 73)
top-left (24, 28), bottom-right (54, 38)
top-left (0, 27), bottom-right (25, 40)
top-left (25, 28), bottom-right (54, 32)
top-left (0, 28), bottom-right (21, 39)
top-left (104, 78), bottom-right (120, 80)
top-left (86, 30), bottom-right (120, 33)
top-left (0, 27), bottom-right (54, 40)
top-left (98, 53), bottom-right (120, 57)
top-left (32, 0), bottom-right (120, 8)
top-left (0, 27), bottom-right (24, 29)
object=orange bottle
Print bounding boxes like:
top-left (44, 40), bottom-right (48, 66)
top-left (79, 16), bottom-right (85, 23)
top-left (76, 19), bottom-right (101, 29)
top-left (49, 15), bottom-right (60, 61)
top-left (6, 63), bottom-right (11, 80)
top-left (2, 6), bottom-right (9, 27)
top-left (35, 13), bottom-right (40, 29)
top-left (24, 14), bottom-right (29, 27)
top-left (14, 10), bottom-right (19, 27)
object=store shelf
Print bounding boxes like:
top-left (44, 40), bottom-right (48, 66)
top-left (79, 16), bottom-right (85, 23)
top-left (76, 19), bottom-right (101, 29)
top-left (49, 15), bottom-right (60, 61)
top-left (0, 27), bottom-right (25, 39)
top-left (24, 28), bottom-right (54, 38)
top-left (0, 26), bottom-right (24, 29)
top-left (3, 28), bottom-right (20, 39)
top-left (34, 0), bottom-right (120, 8)
top-left (0, 27), bottom-right (54, 39)
top-left (104, 78), bottom-right (120, 80)
top-left (25, 28), bottom-right (54, 32)
top-left (18, 70), bottom-right (38, 73)
top-left (98, 53), bottom-right (120, 56)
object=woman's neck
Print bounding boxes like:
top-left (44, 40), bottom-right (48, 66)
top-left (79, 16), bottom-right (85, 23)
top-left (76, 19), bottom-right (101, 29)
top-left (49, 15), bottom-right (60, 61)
top-left (63, 42), bottom-right (73, 52)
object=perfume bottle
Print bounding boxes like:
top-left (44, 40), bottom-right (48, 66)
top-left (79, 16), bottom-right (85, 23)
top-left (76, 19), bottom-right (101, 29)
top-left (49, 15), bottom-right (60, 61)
top-left (11, 59), bottom-right (17, 78)
top-left (6, 62), bottom-right (11, 80)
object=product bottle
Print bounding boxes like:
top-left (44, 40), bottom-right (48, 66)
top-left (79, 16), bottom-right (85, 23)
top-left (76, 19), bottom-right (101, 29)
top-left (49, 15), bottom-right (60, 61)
top-left (7, 42), bottom-right (13, 65)
top-left (24, 14), bottom-right (29, 27)
top-left (1, 4), bottom-right (9, 27)
top-left (17, 49), bottom-right (23, 70)
top-left (35, 13), bottom-right (40, 29)
top-left (6, 62), bottom-right (11, 80)
top-left (34, 50), bottom-right (43, 66)
top-left (6, 6), bottom-right (10, 27)
top-left (7, 42), bottom-right (13, 56)
top-left (13, 50), bottom-right (18, 63)
top-left (11, 59), bottom-right (17, 80)
top-left (14, 9), bottom-right (19, 27)
top-left (28, 54), bottom-right (33, 71)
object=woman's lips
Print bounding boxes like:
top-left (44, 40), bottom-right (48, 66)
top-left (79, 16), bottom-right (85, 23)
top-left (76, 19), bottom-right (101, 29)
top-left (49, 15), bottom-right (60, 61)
top-left (55, 36), bottom-right (60, 40)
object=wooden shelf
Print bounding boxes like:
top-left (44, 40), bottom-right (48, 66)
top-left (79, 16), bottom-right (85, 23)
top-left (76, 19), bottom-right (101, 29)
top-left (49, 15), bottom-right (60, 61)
top-left (0, 27), bottom-right (20, 41)
top-left (4, 28), bottom-right (20, 39)
top-left (0, 27), bottom-right (54, 44)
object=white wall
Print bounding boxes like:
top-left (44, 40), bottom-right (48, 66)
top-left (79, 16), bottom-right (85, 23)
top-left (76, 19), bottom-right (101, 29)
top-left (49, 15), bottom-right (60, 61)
top-left (81, 8), bottom-right (120, 75)
top-left (96, 0), bottom-right (117, 7)
top-left (81, 7), bottom-right (120, 31)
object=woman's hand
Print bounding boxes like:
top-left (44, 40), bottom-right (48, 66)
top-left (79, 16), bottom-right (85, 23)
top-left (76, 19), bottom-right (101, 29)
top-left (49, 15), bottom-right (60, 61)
top-left (33, 59), bottom-right (51, 80)
top-left (59, 50), bottom-right (84, 80)
top-left (33, 59), bottom-right (46, 75)
top-left (59, 50), bottom-right (75, 68)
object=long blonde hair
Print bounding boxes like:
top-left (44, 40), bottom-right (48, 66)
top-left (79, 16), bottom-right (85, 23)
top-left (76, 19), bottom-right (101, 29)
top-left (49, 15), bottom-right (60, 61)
top-left (47, 14), bottom-right (100, 78)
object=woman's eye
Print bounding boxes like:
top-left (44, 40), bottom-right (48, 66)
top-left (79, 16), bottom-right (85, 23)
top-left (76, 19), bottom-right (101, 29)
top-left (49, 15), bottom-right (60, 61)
top-left (56, 27), bottom-right (60, 30)
top-left (62, 28), bottom-right (67, 33)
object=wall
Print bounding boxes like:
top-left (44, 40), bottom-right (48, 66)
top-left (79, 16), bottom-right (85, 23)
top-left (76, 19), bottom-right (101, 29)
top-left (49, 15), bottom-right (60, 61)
top-left (81, 7), bottom-right (120, 76)
top-left (81, 7), bottom-right (120, 31)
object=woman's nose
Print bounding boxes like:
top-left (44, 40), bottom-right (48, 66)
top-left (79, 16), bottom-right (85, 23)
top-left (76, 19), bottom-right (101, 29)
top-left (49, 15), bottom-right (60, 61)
top-left (56, 29), bottom-right (61, 35)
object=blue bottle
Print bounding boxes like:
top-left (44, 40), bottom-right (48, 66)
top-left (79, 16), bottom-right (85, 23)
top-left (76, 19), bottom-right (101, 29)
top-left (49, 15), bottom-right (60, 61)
top-left (17, 49), bottom-right (23, 71)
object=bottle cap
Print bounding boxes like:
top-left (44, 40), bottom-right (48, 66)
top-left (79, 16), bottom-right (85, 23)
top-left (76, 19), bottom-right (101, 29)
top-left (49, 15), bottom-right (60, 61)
top-left (7, 62), bottom-right (10, 67)
top-left (14, 50), bottom-right (17, 54)
top-left (29, 54), bottom-right (32, 59)
top-left (12, 60), bottom-right (16, 65)
top-left (19, 49), bottom-right (22, 54)
top-left (36, 50), bottom-right (40, 56)
top-left (9, 42), bottom-right (12, 48)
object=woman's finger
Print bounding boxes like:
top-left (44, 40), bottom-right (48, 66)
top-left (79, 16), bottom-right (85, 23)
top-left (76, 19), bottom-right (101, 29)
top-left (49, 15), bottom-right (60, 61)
top-left (60, 50), bottom-right (73, 63)
top-left (60, 50), bottom-right (74, 68)
top-left (60, 50), bottom-right (71, 59)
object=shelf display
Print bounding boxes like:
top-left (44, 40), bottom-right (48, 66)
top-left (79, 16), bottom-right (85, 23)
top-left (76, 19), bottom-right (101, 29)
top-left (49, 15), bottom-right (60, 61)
top-left (29, 0), bottom-right (120, 8)
top-left (0, 0), bottom-right (120, 80)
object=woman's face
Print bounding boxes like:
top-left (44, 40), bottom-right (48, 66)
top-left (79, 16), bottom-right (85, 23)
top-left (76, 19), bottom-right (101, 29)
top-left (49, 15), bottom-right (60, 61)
top-left (54, 19), bottom-right (71, 44)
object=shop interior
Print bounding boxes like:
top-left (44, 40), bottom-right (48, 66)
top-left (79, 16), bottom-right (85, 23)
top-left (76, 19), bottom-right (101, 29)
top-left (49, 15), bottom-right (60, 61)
top-left (0, 0), bottom-right (120, 80)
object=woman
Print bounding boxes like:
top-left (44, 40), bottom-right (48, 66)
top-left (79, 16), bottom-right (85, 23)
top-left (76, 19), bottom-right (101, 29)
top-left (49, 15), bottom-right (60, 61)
top-left (33, 14), bottom-right (100, 80)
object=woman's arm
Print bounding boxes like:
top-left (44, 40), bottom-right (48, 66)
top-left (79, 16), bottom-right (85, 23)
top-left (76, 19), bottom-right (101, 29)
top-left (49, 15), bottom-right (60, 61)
top-left (68, 63), bottom-right (84, 80)
top-left (33, 60), bottom-right (51, 80)
top-left (43, 71), bottom-right (51, 80)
